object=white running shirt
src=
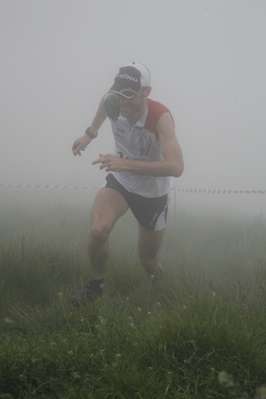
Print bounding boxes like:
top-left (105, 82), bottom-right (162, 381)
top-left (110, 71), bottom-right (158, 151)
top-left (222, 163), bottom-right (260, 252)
top-left (104, 94), bottom-right (172, 198)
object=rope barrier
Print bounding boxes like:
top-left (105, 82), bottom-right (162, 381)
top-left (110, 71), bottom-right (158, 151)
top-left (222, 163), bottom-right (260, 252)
top-left (176, 188), bottom-right (266, 194)
top-left (0, 184), bottom-right (99, 190)
top-left (0, 184), bottom-right (265, 194)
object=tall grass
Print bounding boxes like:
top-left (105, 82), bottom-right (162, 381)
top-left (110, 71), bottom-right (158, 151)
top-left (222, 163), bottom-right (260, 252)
top-left (0, 201), bottom-right (266, 398)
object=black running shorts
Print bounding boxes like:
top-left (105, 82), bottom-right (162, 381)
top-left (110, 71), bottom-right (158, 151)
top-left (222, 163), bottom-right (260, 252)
top-left (105, 173), bottom-right (169, 231)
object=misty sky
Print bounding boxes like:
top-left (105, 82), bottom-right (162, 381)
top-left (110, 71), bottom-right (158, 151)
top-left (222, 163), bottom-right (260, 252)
top-left (1, 0), bottom-right (266, 215)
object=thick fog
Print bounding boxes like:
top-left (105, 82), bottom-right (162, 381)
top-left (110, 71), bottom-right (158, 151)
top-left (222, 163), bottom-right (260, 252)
top-left (1, 0), bottom-right (266, 217)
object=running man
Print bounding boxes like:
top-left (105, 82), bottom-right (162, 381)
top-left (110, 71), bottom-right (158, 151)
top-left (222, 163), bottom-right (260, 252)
top-left (71, 62), bottom-right (184, 306)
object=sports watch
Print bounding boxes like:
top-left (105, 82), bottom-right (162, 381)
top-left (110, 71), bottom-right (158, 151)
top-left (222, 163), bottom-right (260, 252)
top-left (85, 127), bottom-right (98, 139)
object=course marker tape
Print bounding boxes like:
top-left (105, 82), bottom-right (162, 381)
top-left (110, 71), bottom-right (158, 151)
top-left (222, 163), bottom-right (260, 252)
top-left (176, 188), bottom-right (266, 194)
top-left (0, 184), bottom-right (265, 194)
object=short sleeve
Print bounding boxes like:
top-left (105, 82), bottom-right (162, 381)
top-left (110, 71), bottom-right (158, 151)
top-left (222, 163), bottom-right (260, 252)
top-left (104, 94), bottom-right (120, 120)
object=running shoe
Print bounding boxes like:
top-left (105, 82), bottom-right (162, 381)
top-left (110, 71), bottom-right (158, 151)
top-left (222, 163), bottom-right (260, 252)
top-left (70, 281), bottom-right (104, 307)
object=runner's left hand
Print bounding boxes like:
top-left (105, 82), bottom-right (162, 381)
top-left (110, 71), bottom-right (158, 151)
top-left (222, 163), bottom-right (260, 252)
top-left (92, 154), bottom-right (125, 172)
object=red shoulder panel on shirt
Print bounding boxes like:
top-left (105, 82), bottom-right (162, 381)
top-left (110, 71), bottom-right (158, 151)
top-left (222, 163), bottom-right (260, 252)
top-left (144, 99), bottom-right (170, 139)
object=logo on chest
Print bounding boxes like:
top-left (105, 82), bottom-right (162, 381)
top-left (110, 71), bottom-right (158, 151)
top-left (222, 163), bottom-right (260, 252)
top-left (115, 127), bottom-right (152, 157)
top-left (115, 127), bottom-right (125, 139)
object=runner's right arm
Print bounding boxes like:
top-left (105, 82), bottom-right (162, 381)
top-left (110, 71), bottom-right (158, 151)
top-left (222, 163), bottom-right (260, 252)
top-left (72, 93), bottom-right (110, 156)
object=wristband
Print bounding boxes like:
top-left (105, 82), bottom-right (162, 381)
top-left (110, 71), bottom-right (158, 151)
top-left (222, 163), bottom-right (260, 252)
top-left (85, 127), bottom-right (98, 139)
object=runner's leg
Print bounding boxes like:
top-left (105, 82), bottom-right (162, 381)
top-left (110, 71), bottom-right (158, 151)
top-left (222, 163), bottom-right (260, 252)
top-left (137, 225), bottom-right (165, 279)
top-left (88, 187), bottom-right (129, 279)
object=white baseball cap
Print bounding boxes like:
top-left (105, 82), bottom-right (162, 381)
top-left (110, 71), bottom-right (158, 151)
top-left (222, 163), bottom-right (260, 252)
top-left (109, 62), bottom-right (151, 98)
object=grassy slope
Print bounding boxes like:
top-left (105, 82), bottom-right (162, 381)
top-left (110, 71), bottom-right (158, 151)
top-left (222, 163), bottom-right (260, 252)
top-left (0, 202), bottom-right (266, 398)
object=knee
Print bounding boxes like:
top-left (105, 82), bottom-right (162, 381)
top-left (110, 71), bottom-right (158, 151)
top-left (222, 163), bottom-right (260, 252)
top-left (89, 224), bottom-right (110, 245)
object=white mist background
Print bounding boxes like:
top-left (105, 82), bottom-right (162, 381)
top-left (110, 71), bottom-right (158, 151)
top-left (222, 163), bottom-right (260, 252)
top-left (1, 0), bottom-right (266, 217)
